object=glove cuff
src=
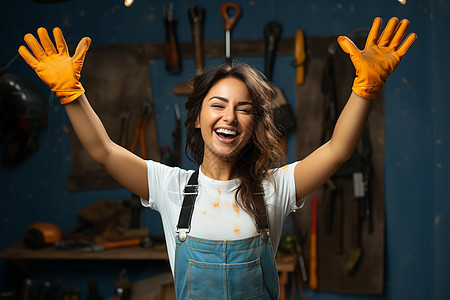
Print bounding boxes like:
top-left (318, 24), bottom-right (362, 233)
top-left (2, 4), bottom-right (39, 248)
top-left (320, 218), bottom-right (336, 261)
top-left (352, 78), bottom-right (383, 99)
top-left (53, 83), bottom-right (85, 104)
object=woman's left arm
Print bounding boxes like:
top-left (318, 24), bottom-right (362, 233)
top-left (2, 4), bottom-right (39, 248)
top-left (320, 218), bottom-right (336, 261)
top-left (294, 17), bottom-right (417, 200)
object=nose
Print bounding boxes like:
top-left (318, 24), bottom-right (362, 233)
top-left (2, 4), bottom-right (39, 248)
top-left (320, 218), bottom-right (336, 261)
top-left (222, 106), bottom-right (237, 124)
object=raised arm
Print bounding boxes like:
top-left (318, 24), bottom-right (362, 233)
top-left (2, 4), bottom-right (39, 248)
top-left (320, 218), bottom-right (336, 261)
top-left (294, 17), bottom-right (417, 200)
top-left (18, 27), bottom-right (149, 199)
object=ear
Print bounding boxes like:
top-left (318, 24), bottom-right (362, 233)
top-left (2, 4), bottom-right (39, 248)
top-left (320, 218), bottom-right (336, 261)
top-left (195, 99), bottom-right (204, 128)
top-left (195, 115), bottom-right (200, 128)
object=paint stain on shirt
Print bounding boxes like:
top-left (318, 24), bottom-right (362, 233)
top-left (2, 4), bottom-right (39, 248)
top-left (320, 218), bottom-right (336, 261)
top-left (213, 187), bottom-right (221, 208)
top-left (232, 201), bottom-right (240, 217)
top-left (233, 226), bottom-right (241, 236)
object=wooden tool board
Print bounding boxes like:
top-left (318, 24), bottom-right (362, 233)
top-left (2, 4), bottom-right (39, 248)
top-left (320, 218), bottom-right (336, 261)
top-left (67, 44), bottom-right (162, 191)
top-left (294, 35), bottom-right (385, 294)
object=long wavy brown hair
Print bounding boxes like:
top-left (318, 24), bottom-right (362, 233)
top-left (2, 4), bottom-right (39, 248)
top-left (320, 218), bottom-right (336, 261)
top-left (184, 61), bottom-right (285, 228)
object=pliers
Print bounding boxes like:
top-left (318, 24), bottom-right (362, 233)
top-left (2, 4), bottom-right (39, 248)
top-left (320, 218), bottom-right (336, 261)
top-left (130, 101), bottom-right (151, 159)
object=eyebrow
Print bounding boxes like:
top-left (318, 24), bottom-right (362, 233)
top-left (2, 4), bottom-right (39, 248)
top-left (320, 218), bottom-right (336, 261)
top-left (208, 96), bottom-right (253, 106)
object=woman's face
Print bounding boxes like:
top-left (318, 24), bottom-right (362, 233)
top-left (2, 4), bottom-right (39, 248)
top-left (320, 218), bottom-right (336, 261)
top-left (195, 77), bottom-right (254, 162)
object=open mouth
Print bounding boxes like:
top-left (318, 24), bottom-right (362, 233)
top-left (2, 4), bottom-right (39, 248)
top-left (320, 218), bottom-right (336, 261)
top-left (215, 128), bottom-right (239, 139)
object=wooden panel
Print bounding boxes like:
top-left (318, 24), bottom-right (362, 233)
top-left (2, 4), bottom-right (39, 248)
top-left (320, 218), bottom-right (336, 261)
top-left (294, 36), bottom-right (385, 294)
top-left (67, 44), bottom-right (162, 190)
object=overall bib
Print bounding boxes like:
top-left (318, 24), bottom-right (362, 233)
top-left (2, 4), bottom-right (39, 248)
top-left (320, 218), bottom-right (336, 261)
top-left (174, 172), bottom-right (280, 300)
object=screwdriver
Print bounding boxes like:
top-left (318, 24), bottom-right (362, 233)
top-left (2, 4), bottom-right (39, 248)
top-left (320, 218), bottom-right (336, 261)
top-left (164, 2), bottom-right (181, 74)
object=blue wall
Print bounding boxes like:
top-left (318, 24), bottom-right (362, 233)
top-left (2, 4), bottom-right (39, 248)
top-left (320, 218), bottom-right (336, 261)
top-left (1, 0), bottom-right (449, 299)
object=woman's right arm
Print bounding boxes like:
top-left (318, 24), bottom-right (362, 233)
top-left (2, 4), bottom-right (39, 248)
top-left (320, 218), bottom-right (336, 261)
top-left (65, 94), bottom-right (149, 199)
top-left (18, 27), bottom-right (149, 199)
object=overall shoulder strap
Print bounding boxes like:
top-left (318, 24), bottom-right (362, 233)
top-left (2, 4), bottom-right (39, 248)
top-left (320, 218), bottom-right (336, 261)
top-left (255, 192), bottom-right (270, 241)
top-left (176, 171), bottom-right (199, 241)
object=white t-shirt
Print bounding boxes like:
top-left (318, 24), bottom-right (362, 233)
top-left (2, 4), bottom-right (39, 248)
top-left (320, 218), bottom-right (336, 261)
top-left (140, 160), bottom-right (303, 273)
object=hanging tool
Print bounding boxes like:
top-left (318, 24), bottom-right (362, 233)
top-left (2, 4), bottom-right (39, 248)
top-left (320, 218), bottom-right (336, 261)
top-left (345, 195), bottom-right (363, 276)
top-left (345, 128), bottom-right (373, 275)
top-left (37, 281), bottom-right (51, 300)
top-left (321, 43), bottom-right (345, 254)
top-left (320, 42), bottom-right (338, 145)
top-left (309, 195), bottom-right (318, 290)
top-left (162, 146), bottom-right (172, 166)
top-left (82, 238), bottom-right (141, 252)
top-left (20, 279), bottom-right (34, 300)
top-left (189, 5), bottom-right (205, 76)
top-left (291, 215), bottom-right (308, 283)
top-left (295, 237), bottom-right (308, 283)
top-left (119, 109), bottom-right (130, 147)
top-left (294, 29), bottom-right (306, 85)
top-left (115, 269), bottom-right (131, 300)
top-left (220, 2), bottom-right (241, 64)
top-left (324, 187), bottom-right (337, 236)
top-left (173, 5), bottom-right (205, 96)
top-left (325, 185), bottom-right (344, 254)
top-left (264, 22), bottom-right (282, 82)
top-left (171, 103), bottom-right (181, 167)
top-left (130, 102), bottom-right (151, 159)
top-left (163, 2), bottom-right (181, 74)
top-left (345, 131), bottom-right (370, 274)
top-left (362, 129), bottom-right (374, 233)
top-left (263, 21), bottom-right (295, 153)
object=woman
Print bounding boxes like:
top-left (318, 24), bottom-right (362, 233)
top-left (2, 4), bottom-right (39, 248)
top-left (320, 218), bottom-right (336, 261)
top-left (18, 17), bottom-right (416, 299)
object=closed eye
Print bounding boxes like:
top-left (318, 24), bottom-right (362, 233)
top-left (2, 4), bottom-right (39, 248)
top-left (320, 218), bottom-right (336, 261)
top-left (237, 103), bottom-right (254, 114)
top-left (208, 97), bottom-right (253, 114)
top-left (237, 107), bottom-right (253, 114)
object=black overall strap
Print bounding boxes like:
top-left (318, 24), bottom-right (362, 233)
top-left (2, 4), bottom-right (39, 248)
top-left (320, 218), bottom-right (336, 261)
top-left (176, 171), bottom-right (199, 241)
top-left (255, 192), bottom-right (270, 241)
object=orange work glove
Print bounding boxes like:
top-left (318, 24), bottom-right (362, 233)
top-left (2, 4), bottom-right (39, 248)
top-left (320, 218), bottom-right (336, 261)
top-left (338, 17), bottom-right (417, 99)
top-left (18, 27), bottom-right (91, 104)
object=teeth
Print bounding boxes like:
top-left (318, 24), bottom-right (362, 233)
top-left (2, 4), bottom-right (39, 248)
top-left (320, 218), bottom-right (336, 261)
top-left (216, 128), bottom-right (237, 136)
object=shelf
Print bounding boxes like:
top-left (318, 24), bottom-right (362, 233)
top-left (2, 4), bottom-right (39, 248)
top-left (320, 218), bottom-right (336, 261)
top-left (0, 241), bottom-right (168, 261)
top-left (1, 241), bottom-right (299, 298)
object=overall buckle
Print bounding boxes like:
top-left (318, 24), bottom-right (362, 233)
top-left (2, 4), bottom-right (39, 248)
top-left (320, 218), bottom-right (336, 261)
top-left (183, 184), bottom-right (198, 195)
top-left (259, 228), bottom-right (270, 242)
top-left (176, 228), bottom-right (189, 242)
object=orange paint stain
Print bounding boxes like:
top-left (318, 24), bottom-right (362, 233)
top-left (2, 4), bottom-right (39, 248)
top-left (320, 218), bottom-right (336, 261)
top-left (213, 187), bottom-right (221, 208)
top-left (233, 227), bottom-right (241, 235)
top-left (232, 202), bottom-right (240, 216)
top-left (202, 210), bottom-right (207, 215)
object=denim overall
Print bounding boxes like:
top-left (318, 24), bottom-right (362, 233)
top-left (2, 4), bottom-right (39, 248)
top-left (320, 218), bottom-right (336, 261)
top-left (174, 172), bottom-right (280, 299)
